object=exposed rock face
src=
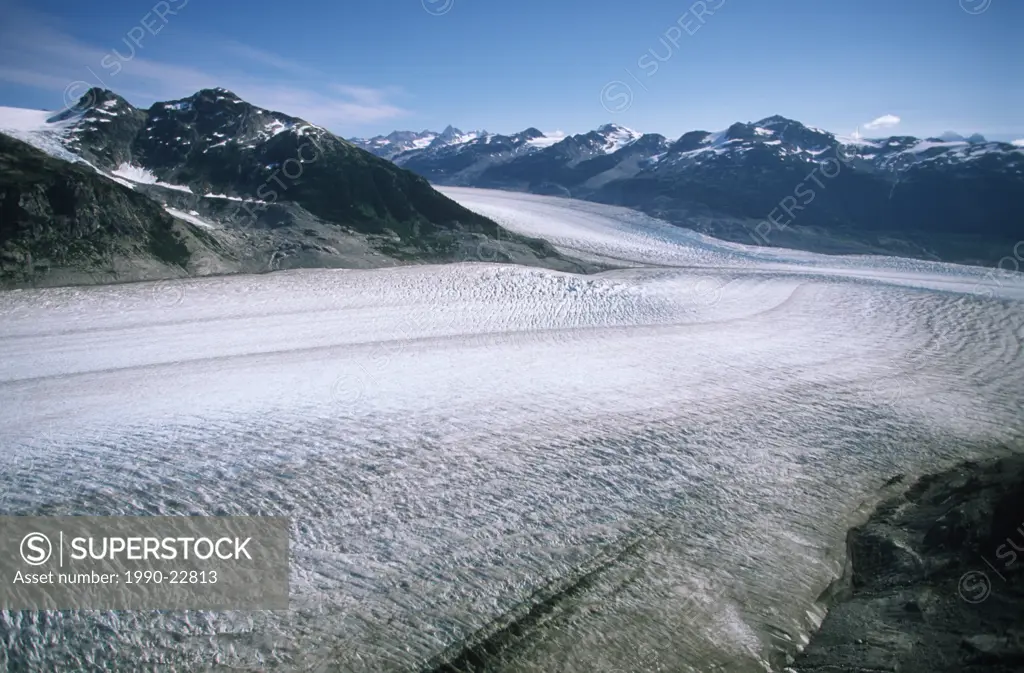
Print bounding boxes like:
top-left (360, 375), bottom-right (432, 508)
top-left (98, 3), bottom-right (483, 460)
top-left (792, 452), bottom-right (1024, 672)
top-left (0, 134), bottom-right (199, 285)
top-left (53, 89), bottom-right (147, 169)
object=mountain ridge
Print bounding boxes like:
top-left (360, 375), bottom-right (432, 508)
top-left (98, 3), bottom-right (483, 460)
top-left (0, 88), bottom-right (588, 287)
top-left (351, 116), bottom-right (1024, 266)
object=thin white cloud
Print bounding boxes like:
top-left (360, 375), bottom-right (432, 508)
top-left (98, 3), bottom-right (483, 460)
top-left (0, 65), bottom-right (76, 91)
top-left (233, 83), bottom-right (407, 126)
top-left (220, 42), bottom-right (314, 77)
top-left (0, 7), bottom-right (408, 130)
top-left (1012, 139), bottom-right (1024, 147)
top-left (863, 114), bottom-right (901, 131)
top-left (328, 84), bottom-right (406, 108)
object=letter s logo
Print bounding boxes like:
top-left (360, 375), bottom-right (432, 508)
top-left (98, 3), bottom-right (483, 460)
top-left (21, 533), bottom-right (52, 566)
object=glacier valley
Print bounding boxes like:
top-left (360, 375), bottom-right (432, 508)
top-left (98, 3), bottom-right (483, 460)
top-left (0, 188), bottom-right (1022, 671)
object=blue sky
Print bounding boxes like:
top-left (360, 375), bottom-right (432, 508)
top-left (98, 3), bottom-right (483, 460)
top-left (0, 0), bottom-right (1021, 141)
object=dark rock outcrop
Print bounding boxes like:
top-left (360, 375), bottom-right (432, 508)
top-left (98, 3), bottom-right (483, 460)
top-left (793, 452), bottom-right (1024, 672)
top-left (0, 134), bottom-right (197, 284)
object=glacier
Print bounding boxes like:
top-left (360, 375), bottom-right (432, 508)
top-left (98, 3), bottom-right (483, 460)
top-left (0, 188), bottom-right (1022, 671)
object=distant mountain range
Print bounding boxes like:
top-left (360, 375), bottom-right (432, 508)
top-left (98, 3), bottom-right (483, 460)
top-left (351, 119), bottom-right (1024, 266)
top-left (351, 126), bottom-right (498, 160)
top-left (0, 89), bottom-right (581, 287)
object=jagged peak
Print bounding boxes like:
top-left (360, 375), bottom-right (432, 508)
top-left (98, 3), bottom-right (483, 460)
top-left (47, 88), bottom-right (134, 122)
top-left (87, 88), bottom-right (131, 107)
top-left (148, 88), bottom-right (250, 116)
top-left (634, 132), bottom-right (669, 144)
top-left (385, 129), bottom-right (435, 142)
top-left (438, 125), bottom-right (463, 137)
top-left (516, 127), bottom-right (544, 139)
top-left (192, 87), bottom-right (242, 100)
top-left (596, 122), bottom-right (640, 136)
top-left (755, 114), bottom-right (802, 128)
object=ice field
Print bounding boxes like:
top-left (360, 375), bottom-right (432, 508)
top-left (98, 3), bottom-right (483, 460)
top-left (0, 188), bottom-right (1022, 671)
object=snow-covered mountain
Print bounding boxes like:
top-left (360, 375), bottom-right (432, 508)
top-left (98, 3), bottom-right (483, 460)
top-left (0, 88), bottom-right (579, 287)
top-left (348, 129), bottom-right (439, 159)
top-left (361, 115), bottom-right (1024, 265)
top-left (354, 123), bottom-right (649, 188)
top-left (371, 116), bottom-right (1022, 189)
top-left (349, 125), bottom-right (493, 160)
top-left (353, 123), bottom-right (640, 162)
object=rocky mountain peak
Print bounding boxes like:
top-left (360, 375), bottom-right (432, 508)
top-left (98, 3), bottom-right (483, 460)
top-left (436, 125), bottom-right (464, 141)
top-left (755, 114), bottom-right (800, 128)
top-left (45, 88), bottom-right (146, 168)
top-left (173, 88), bottom-right (257, 117)
top-left (48, 88), bottom-right (136, 123)
top-left (577, 124), bottom-right (640, 154)
top-left (669, 130), bottom-right (713, 153)
top-left (191, 87), bottom-right (242, 102)
top-left (425, 125), bottom-right (487, 150)
top-left (630, 133), bottom-right (670, 150)
top-left (752, 115), bottom-right (833, 149)
top-left (386, 129), bottom-right (434, 143)
top-left (724, 122), bottom-right (759, 141)
top-left (517, 127), bottom-right (545, 140)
